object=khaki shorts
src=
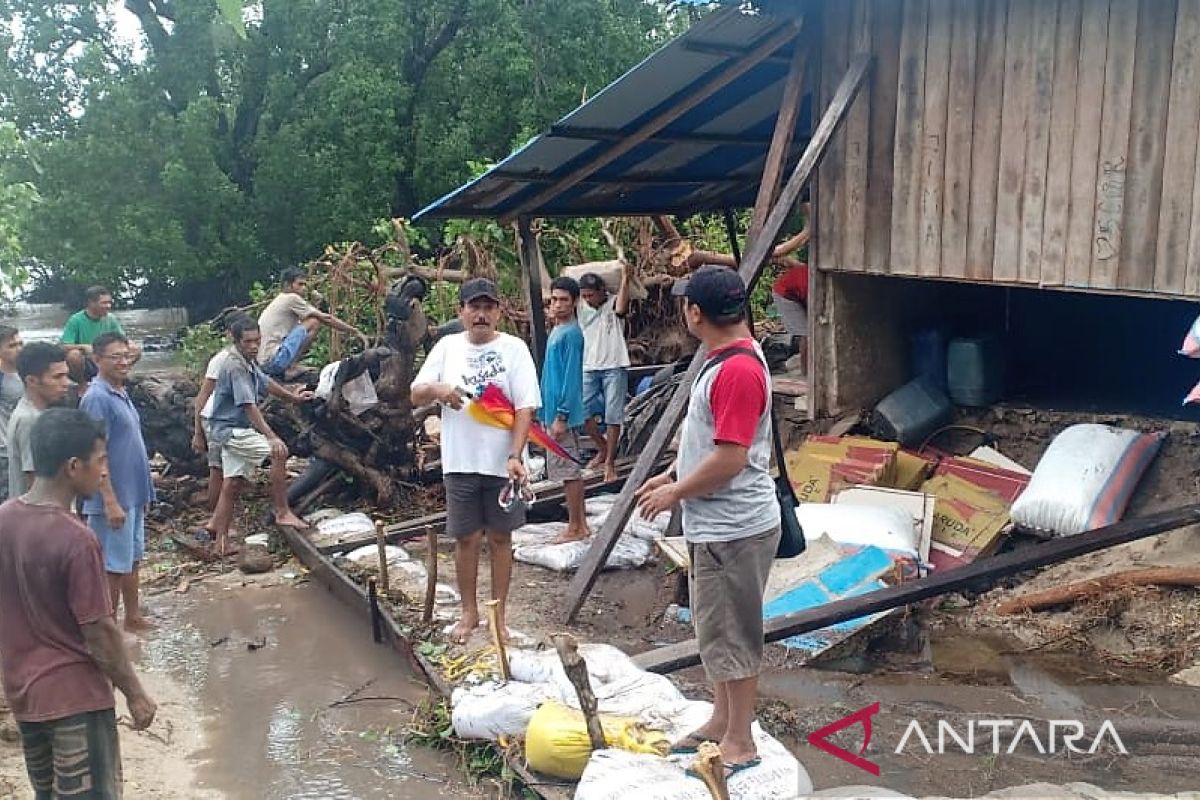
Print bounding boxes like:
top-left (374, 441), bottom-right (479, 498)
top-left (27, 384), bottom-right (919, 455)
top-left (220, 428), bottom-right (272, 480)
top-left (688, 526), bottom-right (781, 683)
top-left (545, 428), bottom-right (582, 482)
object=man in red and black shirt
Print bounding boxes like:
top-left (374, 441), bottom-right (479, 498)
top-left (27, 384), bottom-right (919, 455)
top-left (637, 265), bottom-right (781, 781)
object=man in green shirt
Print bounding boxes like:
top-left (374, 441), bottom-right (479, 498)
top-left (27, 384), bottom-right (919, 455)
top-left (60, 286), bottom-right (140, 385)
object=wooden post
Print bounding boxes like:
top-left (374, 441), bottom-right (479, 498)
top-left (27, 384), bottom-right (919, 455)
top-left (563, 55), bottom-right (874, 623)
top-left (691, 742), bottom-right (730, 800)
top-left (517, 216), bottom-right (549, 371)
top-left (422, 525), bottom-right (437, 624)
top-left (748, 42), bottom-right (808, 244)
top-left (551, 633), bottom-right (606, 751)
top-left (485, 599), bottom-right (511, 680)
top-left (374, 520), bottom-right (390, 598)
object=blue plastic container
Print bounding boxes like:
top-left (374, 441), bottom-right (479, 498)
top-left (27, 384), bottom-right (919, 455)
top-left (871, 377), bottom-right (954, 446)
top-left (911, 329), bottom-right (948, 389)
top-left (947, 335), bottom-right (1004, 407)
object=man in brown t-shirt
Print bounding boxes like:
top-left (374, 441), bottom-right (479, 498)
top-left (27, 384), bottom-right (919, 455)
top-left (0, 408), bottom-right (156, 798)
top-left (256, 267), bottom-right (369, 379)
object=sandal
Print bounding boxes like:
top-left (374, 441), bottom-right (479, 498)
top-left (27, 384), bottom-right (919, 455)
top-left (669, 732), bottom-right (719, 755)
top-left (685, 756), bottom-right (762, 780)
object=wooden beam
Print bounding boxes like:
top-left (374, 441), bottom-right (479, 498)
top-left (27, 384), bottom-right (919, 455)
top-left (517, 216), bottom-right (549, 370)
top-left (633, 504), bottom-right (1200, 674)
top-left (492, 170), bottom-right (749, 187)
top-left (562, 54), bottom-right (874, 624)
top-left (499, 20), bottom-right (804, 225)
top-left (682, 40), bottom-right (793, 67)
top-left (549, 125), bottom-right (776, 148)
top-left (748, 42), bottom-right (808, 242)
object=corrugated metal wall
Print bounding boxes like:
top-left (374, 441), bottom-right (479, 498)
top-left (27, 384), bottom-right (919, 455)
top-left (815, 0), bottom-right (1200, 297)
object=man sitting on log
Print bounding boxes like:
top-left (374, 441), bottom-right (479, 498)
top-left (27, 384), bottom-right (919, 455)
top-left (257, 267), bottom-right (370, 380)
top-left (410, 278), bottom-right (539, 644)
top-left (60, 286), bottom-right (141, 389)
top-left (203, 317), bottom-right (312, 555)
top-left (636, 265), bottom-right (780, 778)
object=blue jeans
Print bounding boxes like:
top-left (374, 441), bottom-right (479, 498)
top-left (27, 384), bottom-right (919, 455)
top-left (263, 324), bottom-right (309, 378)
top-left (583, 367), bottom-right (628, 426)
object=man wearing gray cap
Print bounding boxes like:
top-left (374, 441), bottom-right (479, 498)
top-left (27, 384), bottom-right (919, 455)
top-left (636, 264), bottom-right (780, 779)
top-left (411, 278), bottom-right (540, 644)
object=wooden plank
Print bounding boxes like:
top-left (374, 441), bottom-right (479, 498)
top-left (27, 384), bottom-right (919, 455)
top-left (939, 0), bottom-right (978, 279)
top-left (839, 0), bottom-right (872, 272)
top-left (817, 1), bottom-right (850, 271)
top-left (499, 21), bottom-right (803, 225)
top-left (890, 0), bottom-right (931, 276)
top-left (965, 0), bottom-right (1008, 280)
top-left (864, 0), bottom-right (903, 273)
top-left (1040, 0), bottom-right (1083, 287)
top-left (918, 0), bottom-right (953, 278)
top-left (1089, 0), bottom-right (1139, 289)
top-left (1118, 0), bottom-right (1177, 291)
top-left (748, 42), bottom-right (808, 244)
top-left (634, 503), bottom-right (1200, 674)
top-left (992, 0), bottom-right (1034, 283)
top-left (1156, 0), bottom-right (1200, 295)
top-left (1017, 0), bottom-right (1059, 285)
top-left (517, 217), bottom-right (548, 369)
top-left (1065, 0), bottom-right (1111, 288)
top-left (564, 57), bottom-right (874, 623)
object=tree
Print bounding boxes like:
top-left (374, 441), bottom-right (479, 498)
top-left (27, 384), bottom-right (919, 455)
top-left (0, 122), bottom-right (40, 296)
top-left (1, 0), bottom-right (678, 314)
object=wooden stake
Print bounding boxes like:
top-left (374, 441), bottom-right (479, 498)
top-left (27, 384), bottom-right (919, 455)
top-left (691, 742), bottom-right (730, 800)
top-left (374, 520), bottom-right (390, 597)
top-left (422, 525), bottom-right (437, 624)
top-left (485, 599), bottom-right (511, 681)
top-left (995, 567), bottom-right (1200, 615)
top-left (550, 633), bottom-right (606, 751)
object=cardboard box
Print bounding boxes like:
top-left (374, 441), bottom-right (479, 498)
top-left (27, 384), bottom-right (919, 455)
top-left (921, 473), bottom-right (1011, 571)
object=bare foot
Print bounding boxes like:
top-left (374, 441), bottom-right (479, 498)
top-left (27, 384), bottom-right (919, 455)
top-left (550, 528), bottom-right (590, 545)
top-left (124, 616), bottom-right (158, 634)
top-left (215, 539), bottom-right (241, 557)
top-left (586, 454), bottom-right (605, 471)
top-left (272, 511), bottom-right (309, 529)
top-left (448, 613), bottom-right (480, 644)
top-left (603, 461), bottom-right (618, 484)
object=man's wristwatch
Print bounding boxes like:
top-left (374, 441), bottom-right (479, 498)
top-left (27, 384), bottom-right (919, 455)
top-left (507, 453), bottom-right (521, 462)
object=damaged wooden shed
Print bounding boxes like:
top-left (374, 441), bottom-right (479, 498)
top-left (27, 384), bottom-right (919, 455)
top-left (809, 0), bottom-right (1200, 416)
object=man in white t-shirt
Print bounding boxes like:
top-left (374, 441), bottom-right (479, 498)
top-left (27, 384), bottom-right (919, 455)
top-left (411, 278), bottom-right (540, 644)
top-left (257, 267), bottom-right (370, 379)
top-left (193, 342), bottom-right (235, 512)
top-left (578, 267), bottom-right (631, 483)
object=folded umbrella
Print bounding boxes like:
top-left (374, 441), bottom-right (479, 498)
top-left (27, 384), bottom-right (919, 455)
top-left (466, 383), bottom-right (584, 465)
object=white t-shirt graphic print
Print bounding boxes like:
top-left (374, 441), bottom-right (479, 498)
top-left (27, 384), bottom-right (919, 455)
top-left (414, 332), bottom-right (540, 477)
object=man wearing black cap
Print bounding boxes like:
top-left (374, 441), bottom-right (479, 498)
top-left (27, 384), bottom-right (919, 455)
top-left (636, 264), bottom-right (780, 778)
top-left (411, 278), bottom-right (540, 644)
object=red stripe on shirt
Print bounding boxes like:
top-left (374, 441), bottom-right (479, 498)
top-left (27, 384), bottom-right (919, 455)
top-left (707, 339), bottom-right (768, 448)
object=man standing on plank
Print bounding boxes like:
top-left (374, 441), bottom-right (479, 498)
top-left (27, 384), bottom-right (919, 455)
top-left (7, 343), bottom-right (71, 500)
top-left (0, 326), bottom-right (23, 502)
top-left (80, 333), bottom-right (156, 633)
top-left (636, 265), bottom-right (780, 779)
top-left (411, 278), bottom-right (539, 644)
top-left (60, 286), bottom-right (141, 387)
top-left (257, 267), bottom-right (370, 379)
top-left (578, 267), bottom-right (631, 483)
top-left (204, 317), bottom-right (312, 556)
top-left (540, 277), bottom-right (589, 544)
top-left (0, 408), bottom-right (157, 799)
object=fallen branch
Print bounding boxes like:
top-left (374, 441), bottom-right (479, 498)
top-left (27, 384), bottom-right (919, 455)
top-left (691, 742), bottom-right (730, 800)
top-left (551, 633), bottom-right (605, 751)
top-left (995, 567), bottom-right (1200, 615)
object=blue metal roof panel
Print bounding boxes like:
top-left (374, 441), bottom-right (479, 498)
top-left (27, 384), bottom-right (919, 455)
top-left (412, 6), bottom-right (807, 221)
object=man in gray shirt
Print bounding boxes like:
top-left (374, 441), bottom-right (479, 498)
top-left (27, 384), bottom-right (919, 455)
top-left (7, 343), bottom-right (71, 500)
top-left (0, 326), bottom-right (24, 502)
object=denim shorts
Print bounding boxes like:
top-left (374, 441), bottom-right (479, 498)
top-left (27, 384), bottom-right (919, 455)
top-left (583, 367), bottom-right (628, 426)
top-left (263, 324), bottom-right (308, 377)
top-left (87, 505), bottom-right (146, 574)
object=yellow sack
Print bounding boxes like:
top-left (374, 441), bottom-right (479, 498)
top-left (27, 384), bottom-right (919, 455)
top-left (524, 701), bottom-right (669, 780)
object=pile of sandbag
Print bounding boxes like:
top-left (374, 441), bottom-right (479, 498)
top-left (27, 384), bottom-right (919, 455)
top-left (510, 493), bottom-right (666, 573)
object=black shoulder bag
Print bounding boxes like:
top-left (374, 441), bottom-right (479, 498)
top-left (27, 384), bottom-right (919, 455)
top-left (698, 347), bottom-right (806, 559)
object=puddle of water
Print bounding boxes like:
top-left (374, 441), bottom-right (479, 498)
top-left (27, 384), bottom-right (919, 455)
top-left (6, 302), bottom-right (187, 374)
top-left (135, 581), bottom-right (469, 800)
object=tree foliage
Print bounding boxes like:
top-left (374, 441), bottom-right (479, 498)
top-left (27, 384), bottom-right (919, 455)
top-left (0, 122), bottom-right (40, 295)
top-left (1, 0), bottom-right (679, 311)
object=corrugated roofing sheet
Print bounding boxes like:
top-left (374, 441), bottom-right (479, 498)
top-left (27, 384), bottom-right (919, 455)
top-left (412, 5), bottom-right (810, 221)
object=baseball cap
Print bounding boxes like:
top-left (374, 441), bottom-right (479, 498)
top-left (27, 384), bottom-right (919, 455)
top-left (671, 264), bottom-right (747, 320)
top-left (459, 277), bottom-right (500, 305)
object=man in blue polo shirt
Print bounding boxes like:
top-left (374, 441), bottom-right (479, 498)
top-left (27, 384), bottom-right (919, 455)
top-left (79, 332), bottom-right (156, 633)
